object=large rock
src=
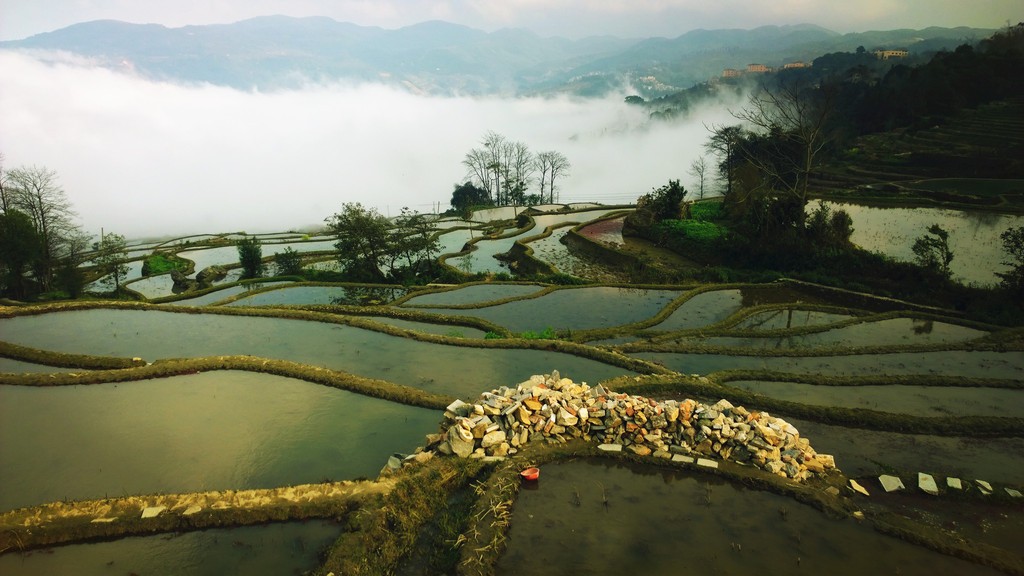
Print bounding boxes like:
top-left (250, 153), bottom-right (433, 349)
top-left (196, 265), bottom-right (227, 285)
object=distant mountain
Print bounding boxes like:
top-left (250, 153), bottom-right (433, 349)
top-left (0, 16), bottom-right (997, 96)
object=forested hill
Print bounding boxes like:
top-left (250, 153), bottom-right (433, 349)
top-left (0, 16), bottom-right (995, 96)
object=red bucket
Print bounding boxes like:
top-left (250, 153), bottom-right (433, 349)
top-left (520, 467), bottom-right (540, 481)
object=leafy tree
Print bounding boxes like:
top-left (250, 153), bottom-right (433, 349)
top-left (390, 207), bottom-right (440, 280)
top-left (93, 232), bottom-right (131, 292)
top-left (996, 226), bottom-right (1024, 296)
top-left (237, 235), bottom-right (264, 279)
top-left (636, 180), bottom-right (688, 222)
top-left (327, 203), bottom-right (392, 281)
top-left (326, 203), bottom-right (440, 283)
top-left (274, 247), bottom-right (304, 276)
top-left (912, 224), bottom-right (954, 279)
top-left (805, 203), bottom-right (854, 254)
top-left (704, 124), bottom-right (744, 199)
top-left (450, 182), bottom-right (490, 216)
top-left (0, 209), bottom-right (43, 298)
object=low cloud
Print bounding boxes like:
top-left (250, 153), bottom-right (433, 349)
top-left (0, 50), bottom-right (739, 239)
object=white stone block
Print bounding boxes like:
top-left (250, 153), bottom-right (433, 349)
top-left (918, 473), bottom-right (939, 495)
top-left (879, 475), bottom-right (904, 492)
top-left (141, 506), bottom-right (166, 519)
top-left (696, 458), bottom-right (719, 469)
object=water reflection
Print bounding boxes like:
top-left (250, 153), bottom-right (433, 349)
top-left (0, 372), bottom-right (439, 510)
top-left (810, 200), bottom-right (1024, 285)
top-left (0, 521), bottom-right (340, 576)
top-left (498, 460), bottom-right (1000, 575)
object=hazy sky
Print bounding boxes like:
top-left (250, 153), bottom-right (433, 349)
top-left (2, 0), bottom-right (1021, 41)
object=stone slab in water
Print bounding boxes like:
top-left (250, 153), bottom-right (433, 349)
top-left (597, 444), bottom-right (622, 452)
top-left (947, 477), bottom-right (962, 490)
top-left (141, 506), bottom-right (166, 519)
top-left (879, 475), bottom-right (904, 492)
top-left (1006, 488), bottom-right (1022, 498)
top-left (976, 479), bottom-right (993, 494)
top-left (696, 458), bottom-right (719, 469)
top-left (849, 479), bottom-right (869, 496)
top-left (672, 454), bottom-right (695, 464)
top-left (918, 473), bottom-right (939, 495)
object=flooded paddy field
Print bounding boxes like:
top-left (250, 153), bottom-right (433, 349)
top-left (630, 350), bottom-right (1024, 379)
top-left (498, 460), bottom-right (1002, 576)
top-left (402, 283), bottom-right (546, 306)
top-left (727, 380), bottom-right (1024, 418)
top-left (223, 284), bottom-right (406, 306)
top-left (0, 520), bottom-right (340, 576)
top-left (2, 271), bottom-right (1021, 574)
top-left (0, 371), bottom-right (438, 511)
top-left (811, 201), bottom-right (1024, 286)
top-left (695, 318), bottom-right (988, 349)
top-left (408, 286), bottom-right (683, 333)
top-left (0, 308), bottom-right (634, 398)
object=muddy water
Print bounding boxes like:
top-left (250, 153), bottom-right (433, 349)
top-left (728, 380), bottom-right (1024, 418)
top-left (403, 283), bottom-right (546, 306)
top-left (0, 521), bottom-right (339, 576)
top-left (497, 460), bottom-right (1000, 575)
top-left (0, 372), bottom-right (439, 511)
top-left (168, 281), bottom-right (293, 306)
top-left (0, 309), bottom-right (633, 398)
top-left (702, 318), bottom-right (988, 348)
top-left (785, 416), bottom-right (1024, 483)
top-left (410, 287), bottom-right (683, 333)
top-left (733, 309), bottom-right (853, 330)
top-left (631, 351), bottom-right (1024, 379)
top-left (364, 316), bottom-right (487, 338)
top-left (649, 289), bottom-right (744, 331)
top-left (224, 285), bottom-right (406, 306)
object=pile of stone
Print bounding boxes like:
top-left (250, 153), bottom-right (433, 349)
top-left (429, 371), bottom-right (837, 482)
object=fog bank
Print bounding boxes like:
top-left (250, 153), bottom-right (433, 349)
top-left (0, 50), bottom-right (740, 239)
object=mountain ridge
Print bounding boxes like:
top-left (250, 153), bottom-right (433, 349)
top-left (0, 17), bottom-right (997, 96)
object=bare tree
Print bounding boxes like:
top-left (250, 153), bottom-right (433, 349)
top-left (542, 151), bottom-right (570, 204)
top-left (4, 165), bottom-right (81, 290)
top-left (506, 140), bottom-right (535, 205)
top-left (462, 147), bottom-right (494, 202)
top-left (483, 131), bottom-right (507, 205)
top-left (688, 156), bottom-right (709, 200)
top-left (733, 78), bottom-right (837, 207)
top-left (0, 152), bottom-right (9, 212)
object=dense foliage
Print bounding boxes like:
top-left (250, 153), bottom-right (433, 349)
top-left (236, 236), bottom-right (264, 279)
top-left (326, 203), bottom-right (440, 284)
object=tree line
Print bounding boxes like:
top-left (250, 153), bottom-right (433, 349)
top-left (453, 131), bottom-right (571, 214)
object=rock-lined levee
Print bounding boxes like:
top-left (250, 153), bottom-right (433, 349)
top-left (429, 371), bottom-right (837, 481)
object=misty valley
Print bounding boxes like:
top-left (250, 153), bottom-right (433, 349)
top-left (2, 17), bottom-right (1024, 576)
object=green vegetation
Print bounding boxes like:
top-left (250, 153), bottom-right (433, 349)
top-left (519, 326), bottom-right (556, 339)
top-left (274, 246), bottom-right (303, 276)
top-left (912, 224), bottom-right (955, 280)
top-left (92, 233), bottom-right (130, 292)
top-left (997, 226), bottom-right (1024, 296)
top-left (236, 235), bottom-right (264, 279)
top-left (326, 203), bottom-right (440, 284)
top-left (141, 253), bottom-right (185, 276)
